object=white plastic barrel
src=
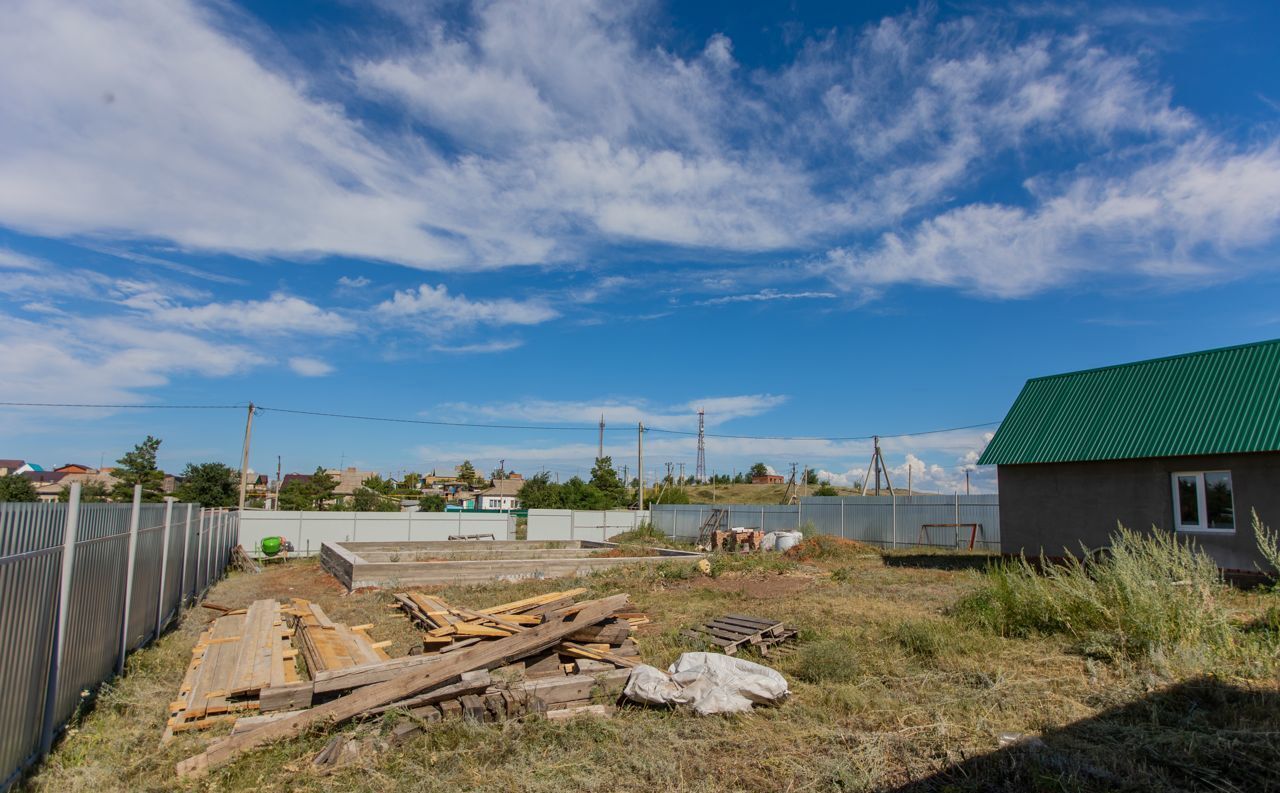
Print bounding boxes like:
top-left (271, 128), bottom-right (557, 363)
top-left (774, 531), bottom-right (803, 552)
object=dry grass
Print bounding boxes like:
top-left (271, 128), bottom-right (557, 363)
top-left (23, 546), bottom-right (1280, 793)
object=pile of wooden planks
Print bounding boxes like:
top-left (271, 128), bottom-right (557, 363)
top-left (177, 592), bottom-right (640, 778)
top-left (393, 587), bottom-right (644, 669)
top-left (683, 614), bottom-right (798, 657)
top-left (165, 599), bottom-right (298, 739)
top-left (289, 598), bottom-right (391, 672)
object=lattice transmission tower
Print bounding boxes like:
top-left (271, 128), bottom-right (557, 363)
top-left (695, 408), bottom-right (706, 482)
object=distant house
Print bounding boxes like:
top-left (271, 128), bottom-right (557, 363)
top-left (325, 467), bottom-right (378, 496)
top-left (979, 339), bottom-right (1280, 572)
top-left (54, 463), bottom-right (97, 474)
top-left (0, 459), bottom-right (26, 476)
top-left (751, 474), bottom-right (784, 484)
top-left (21, 470), bottom-right (69, 502)
top-left (471, 478), bottom-right (522, 511)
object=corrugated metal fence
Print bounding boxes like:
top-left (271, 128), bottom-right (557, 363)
top-left (525, 509), bottom-right (651, 542)
top-left (0, 484), bottom-right (239, 790)
top-left (650, 494), bottom-right (999, 549)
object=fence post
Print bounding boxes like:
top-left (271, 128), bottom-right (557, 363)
top-left (156, 497), bottom-right (174, 638)
top-left (569, 510), bottom-right (575, 540)
top-left (179, 504), bottom-right (193, 611)
top-left (892, 491), bottom-right (898, 549)
top-left (840, 499), bottom-right (845, 539)
top-left (117, 484), bottom-right (142, 676)
top-left (760, 506), bottom-right (764, 532)
top-left (798, 500), bottom-right (803, 532)
top-left (204, 509), bottom-right (214, 593)
top-left (41, 482), bottom-right (81, 754)
top-left (954, 491), bottom-right (959, 530)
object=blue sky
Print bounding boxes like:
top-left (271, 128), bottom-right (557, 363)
top-left (2, 0), bottom-right (1279, 493)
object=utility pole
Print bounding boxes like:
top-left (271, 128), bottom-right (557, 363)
top-left (678, 462), bottom-right (685, 485)
top-left (598, 414), bottom-right (605, 461)
top-left (622, 464), bottom-right (628, 490)
top-left (237, 402), bottom-right (255, 511)
top-left (665, 462), bottom-right (674, 484)
top-left (873, 436), bottom-right (881, 495)
top-left (275, 454), bottom-right (281, 510)
top-left (637, 422), bottom-right (644, 510)
top-left (695, 408), bottom-right (706, 482)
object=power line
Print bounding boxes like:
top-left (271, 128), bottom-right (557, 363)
top-left (0, 402), bottom-right (245, 409)
top-left (0, 401), bottom-right (999, 442)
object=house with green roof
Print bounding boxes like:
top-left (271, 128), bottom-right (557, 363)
top-left (978, 339), bottom-right (1280, 572)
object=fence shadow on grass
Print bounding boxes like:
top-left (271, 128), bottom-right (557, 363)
top-left (879, 552), bottom-right (999, 572)
top-left (888, 677), bottom-right (1280, 792)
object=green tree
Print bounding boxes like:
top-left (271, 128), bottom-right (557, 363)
top-left (277, 479), bottom-right (314, 511)
top-left (560, 477), bottom-right (610, 510)
top-left (401, 472), bottom-right (421, 491)
top-left (361, 474), bottom-right (392, 495)
top-left (416, 494), bottom-right (446, 512)
top-left (589, 456), bottom-right (627, 507)
top-left (748, 462), bottom-right (770, 480)
top-left (111, 436), bottom-right (165, 502)
top-left (650, 486), bottom-right (690, 504)
top-left (516, 472), bottom-right (563, 509)
top-left (490, 467), bottom-right (510, 480)
top-left (311, 467), bottom-right (338, 508)
top-left (457, 460), bottom-right (478, 485)
top-left (0, 474), bottom-right (38, 502)
top-left (347, 487), bottom-right (397, 511)
top-left (804, 468), bottom-right (819, 486)
top-left (175, 462), bottom-right (238, 507)
top-left (814, 480), bottom-right (839, 497)
top-left (58, 480), bottom-right (110, 503)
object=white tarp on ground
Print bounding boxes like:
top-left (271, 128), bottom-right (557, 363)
top-left (623, 652), bottom-right (789, 715)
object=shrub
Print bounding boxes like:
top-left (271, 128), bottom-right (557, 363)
top-left (1254, 509), bottom-right (1280, 580)
top-left (954, 526), bottom-right (1231, 662)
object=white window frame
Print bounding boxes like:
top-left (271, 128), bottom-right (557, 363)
top-left (1170, 470), bottom-right (1235, 533)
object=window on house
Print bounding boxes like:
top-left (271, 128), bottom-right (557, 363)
top-left (1170, 471), bottom-right (1234, 532)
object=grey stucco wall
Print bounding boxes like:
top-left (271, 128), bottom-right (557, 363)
top-left (997, 451), bottom-right (1280, 571)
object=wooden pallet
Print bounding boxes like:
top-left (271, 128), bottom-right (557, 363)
top-left (683, 614), bottom-right (797, 656)
top-left (289, 598), bottom-right (391, 673)
top-left (165, 599), bottom-right (297, 739)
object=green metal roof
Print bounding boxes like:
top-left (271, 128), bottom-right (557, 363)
top-left (978, 339), bottom-right (1280, 466)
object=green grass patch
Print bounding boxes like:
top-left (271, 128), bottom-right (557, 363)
top-left (707, 552), bottom-right (797, 577)
top-left (954, 526), bottom-right (1233, 664)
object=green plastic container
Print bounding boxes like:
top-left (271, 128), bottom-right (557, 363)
top-left (260, 536), bottom-right (282, 557)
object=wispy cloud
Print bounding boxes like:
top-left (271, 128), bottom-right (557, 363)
top-left (378, 284), bottom-right (559, 329)
top-left (138, 292), bottom-right (358, 336)
top-left (288, 356), bottom-right (335, 377)
top-left (430, 339), bottom-right (524, 354)
top-left (439, 394), bottom-right (787, 431)
top-left (699, 289), bottom-right (837, 306)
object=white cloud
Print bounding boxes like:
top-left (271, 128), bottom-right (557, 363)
top-left (288, 356), bottom-right (334, 377)
top-left (821, 140), bottom-right (1280, 297)
top-left (0, 311), bottom-right (264, 407)
top-left (139, 292), bottom-right (357, 335)
top-left (0, 248), bottom-right (46, 270)
top-left (377, 284), bottom-right (558, 328)
top-left (430, 340), bottom-right (524, 354)
top-left (337, 276), bottom-right (371, 289)
top-left (700, 289), bottom-right (837, 306)
top-left (0, 0), bottom-right (1274, 306)
top-left (440, 394), bottom-right (787, 431)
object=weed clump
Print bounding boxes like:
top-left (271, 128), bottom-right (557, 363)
top-left (784, 535), bottom-right (878, 564)
top-left (708, 552), bottom-right (797, 577)
top-left (792, 637), bottom-right (861, 683)
top-left (954, 526), bottom-right (1231, 663)
top-left (892, 618), bottom-right (971, 659)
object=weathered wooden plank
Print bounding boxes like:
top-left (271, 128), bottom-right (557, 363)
top-left (177, 594), bottom-right (628, 778)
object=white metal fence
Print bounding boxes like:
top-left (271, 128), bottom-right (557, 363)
top-left (239, 510), bottom-right (516, 555)
top-left (0, 485), bottom-right (238, 790)
top-left (650, 495), bottom-right (1000, 550)
top-left (525, 509), bottom-right (651, 542)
